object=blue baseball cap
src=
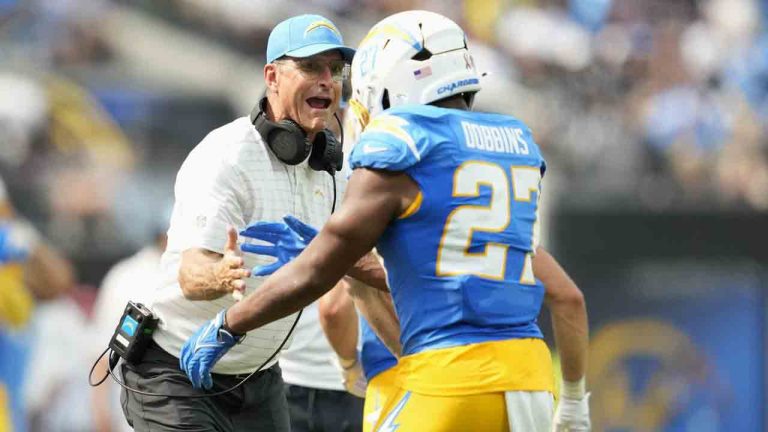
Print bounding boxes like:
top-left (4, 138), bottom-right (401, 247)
top-left (266, 14), bottom-right (355, 64)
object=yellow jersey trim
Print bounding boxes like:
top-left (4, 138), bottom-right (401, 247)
top-left (398, 191), bottom-right (423, 219)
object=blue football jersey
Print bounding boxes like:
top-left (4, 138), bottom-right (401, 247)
top-left (359, 317), bottom-right (397, 381)
top-left (349, 105), bottom-right (547, 356)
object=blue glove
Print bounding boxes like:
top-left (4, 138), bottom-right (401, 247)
top-left (239, 215), bottom-right (318, 276)
top-left (179, 310), bottom-right (243, 390)
top-left (0, 223), bottom-right (32, 265)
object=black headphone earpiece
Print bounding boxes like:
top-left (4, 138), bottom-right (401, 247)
top-left (251, 97), bottom-right (343, 174)
top-left (251, 98), bottom-right (312, 166)
top-left (308, 129), bottom-right (343, 175)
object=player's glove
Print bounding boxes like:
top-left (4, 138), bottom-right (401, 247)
top-left (552, 392), bottom-right (591, 432)
top-left (179, 309), bottom-right (244, 390)
top-left (331, 354), bottom-right (367, 398)
top-left (239, 215), bottom-right (318, 276)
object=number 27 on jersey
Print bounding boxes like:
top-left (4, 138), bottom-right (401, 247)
top-left (436, 160), bottom-right (541, 283)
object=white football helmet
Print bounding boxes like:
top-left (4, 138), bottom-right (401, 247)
top-left (351, 10), bottom-right (481, 124)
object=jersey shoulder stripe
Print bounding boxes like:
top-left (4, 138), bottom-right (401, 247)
top-left (349, 105), bottom-right (451, 171)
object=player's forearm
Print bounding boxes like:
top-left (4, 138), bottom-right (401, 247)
top-left (347, 252), bottom-right (389, 291)
top-left (227, 261), bottom-right (333, 333)
top-left (179, 249), bottom-right (228, 300)
top-left (319, 281), bottom-right (359, 361)
top-left (549, 292), bottom-right (588, 381)
top-left (227, 232), bottom-right (356, 333)
top-left (346, 276), bottom-right (402, 357)
top-left (535, 247), bottom-right (589, 382)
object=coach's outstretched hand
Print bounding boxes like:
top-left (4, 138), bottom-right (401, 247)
top-left (180, 309), bottom-right (243, 389)
top-left (239, 215), bottom-right (318, 276)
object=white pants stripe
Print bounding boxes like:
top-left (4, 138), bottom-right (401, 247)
top-left (505, 391), bottom-right (554, 432)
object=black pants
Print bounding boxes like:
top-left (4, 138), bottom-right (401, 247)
top-left (120, 341), bottom-right (290, 432)
top-left (285, 384), bottom-right (364, 432)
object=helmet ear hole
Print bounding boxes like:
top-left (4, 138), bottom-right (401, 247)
top-left (411, 48), bottom-right (432, 61)
top-left (462, 92), bottom-right (476, 108)
top-left (382, 89), bottom-right (390, 110)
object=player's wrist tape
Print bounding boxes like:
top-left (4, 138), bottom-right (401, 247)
top-left (562, 377), bottom-right (586, 399)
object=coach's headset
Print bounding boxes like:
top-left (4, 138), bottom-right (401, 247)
top-left (251, 96), bottom-right (343, 175)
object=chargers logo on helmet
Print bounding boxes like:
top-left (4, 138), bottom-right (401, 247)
top-left (437, 78), bottom-right (480, 95)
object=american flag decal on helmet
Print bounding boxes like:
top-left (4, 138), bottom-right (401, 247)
top-left (413, 66), bottom-right (432, 80)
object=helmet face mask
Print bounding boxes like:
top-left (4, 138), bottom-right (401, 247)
top-left (342, 98), bottom-right (370, 152)
top-left (350, 10), bottom-right (482, 126)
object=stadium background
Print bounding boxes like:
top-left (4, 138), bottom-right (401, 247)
top-left (0, 0), bottom-right (765, 430)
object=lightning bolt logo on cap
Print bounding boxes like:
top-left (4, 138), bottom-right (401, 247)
top-left (304, 21), bottom-right (341, 38)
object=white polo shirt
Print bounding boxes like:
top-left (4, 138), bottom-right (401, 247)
top-left (150, 117), bottom-right (347, 379)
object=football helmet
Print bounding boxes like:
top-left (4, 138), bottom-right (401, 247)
top-left (350, 10), bottom-right (481, 124)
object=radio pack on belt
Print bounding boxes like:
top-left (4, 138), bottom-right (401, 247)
top-left (109, 301), bottom-right (159, 364)
top-left (91, 300), bottom-right (300, 398)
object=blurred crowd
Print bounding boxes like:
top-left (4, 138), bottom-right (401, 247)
top-left (2, 0), bottom-right (768, 250)
top-left (0, 0), bottom-right (767, 430)
top-left (125, 0), bottom-right (768, 210)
